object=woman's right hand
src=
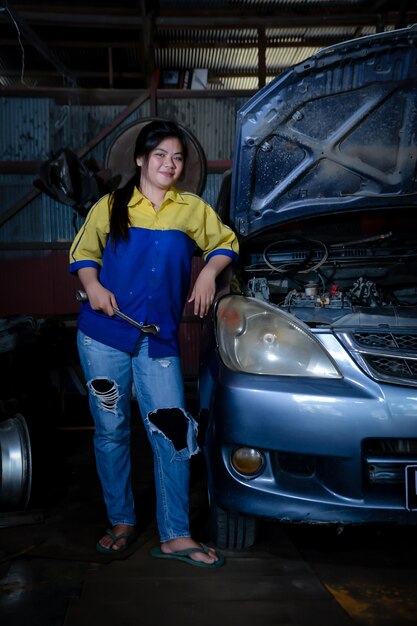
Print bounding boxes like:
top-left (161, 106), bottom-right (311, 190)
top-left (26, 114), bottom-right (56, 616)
top-left (78, 267), bottom-right (119, 316)
top-left (86, 282), bottom-right (119, 316)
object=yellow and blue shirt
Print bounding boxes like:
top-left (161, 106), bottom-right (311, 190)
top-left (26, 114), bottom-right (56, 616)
top-left (69, 186), bottom-right (239, 357)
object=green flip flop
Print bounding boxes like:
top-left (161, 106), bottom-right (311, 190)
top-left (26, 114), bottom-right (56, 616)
top-left (150, 544), bottom-right (225, 568)
top-left (96, 528), bottom-right (137, 554)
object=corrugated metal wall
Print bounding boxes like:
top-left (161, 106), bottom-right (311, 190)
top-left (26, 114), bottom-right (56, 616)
top-left (0, 98), bottom-right (50, 161)
top-left (0, 97), bottom-right (152, 162)
top-left (157, 96), bottom-right (246, 160)
top-left (0, 188), bottom-right (76, 243)
top-left (0, 94), bottom-right (244, 374)
top-left (0, 96), bottom-right (154, 242)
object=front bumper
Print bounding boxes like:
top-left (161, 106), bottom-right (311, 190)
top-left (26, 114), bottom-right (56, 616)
top-left (205, 362), bottom-right (417, 525)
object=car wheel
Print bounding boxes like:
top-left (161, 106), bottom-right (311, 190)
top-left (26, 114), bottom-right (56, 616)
top-left (210, 502), bottom-right (257, 549)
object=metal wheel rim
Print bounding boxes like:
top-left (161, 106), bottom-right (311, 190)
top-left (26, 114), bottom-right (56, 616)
top-left (0, 414), bottom-right (32, 510)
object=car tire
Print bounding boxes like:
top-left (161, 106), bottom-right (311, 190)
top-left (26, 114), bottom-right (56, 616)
top-left (210, 502), bottom-right (257, 549)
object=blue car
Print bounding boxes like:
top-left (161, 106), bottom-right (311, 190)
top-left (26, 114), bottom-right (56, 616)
top-left (199, 25), bottom-right (417, 549)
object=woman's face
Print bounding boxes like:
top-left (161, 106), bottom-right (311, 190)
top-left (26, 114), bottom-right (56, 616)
top-left (136, 137), bottom-right (185, 191)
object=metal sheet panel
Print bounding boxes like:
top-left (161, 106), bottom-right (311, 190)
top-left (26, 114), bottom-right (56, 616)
top-left (49, 101), bottom-right (152, 161)
top-left (0, 174), bottom-right (34, 214)
top-left (201, 173), bottom-right (224, 208)
top-left (157, 96), bottom-right (247, 160)
top-left (0, 97), bottom-right (151, 163)
top-left (0, 177), bottom-right (78, 243)
top-left (0, 97), bottom-right (152, 243)
top-left (0, 98), bottom-right (50, 160)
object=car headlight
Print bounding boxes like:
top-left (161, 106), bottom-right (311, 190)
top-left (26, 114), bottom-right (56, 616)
top-left (216, 295), bottom-right (342, 377)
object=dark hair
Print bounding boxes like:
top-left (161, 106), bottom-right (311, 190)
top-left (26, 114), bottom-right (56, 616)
top-left (109, 120), bottom-right (189, 241)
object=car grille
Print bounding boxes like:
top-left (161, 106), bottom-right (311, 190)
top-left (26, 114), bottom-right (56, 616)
top-left (336, 330), bottom-right (417, 387)
top-left (353, 332), bottom-right (417, 351)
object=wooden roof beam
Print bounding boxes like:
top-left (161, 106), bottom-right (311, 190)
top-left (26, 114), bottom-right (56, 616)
top-left (4, 10), bottom-right (414, 29)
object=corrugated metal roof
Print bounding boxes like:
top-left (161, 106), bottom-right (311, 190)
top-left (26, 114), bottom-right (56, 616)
top-left (159, 0), bottom-right (370, 7)
top-left (157, 28), bottom-right (259, 45)
top-left (0, 1), bottom-right (413, 91)
top-left (153, 14), bottom-right (401, 90)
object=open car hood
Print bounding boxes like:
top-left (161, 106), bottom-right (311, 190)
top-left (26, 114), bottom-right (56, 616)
top-left (230, 25), bottom-right (417, 238)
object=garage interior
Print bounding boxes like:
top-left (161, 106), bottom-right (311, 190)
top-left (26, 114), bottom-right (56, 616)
top-left (1, 1), bottom-right (417, 625)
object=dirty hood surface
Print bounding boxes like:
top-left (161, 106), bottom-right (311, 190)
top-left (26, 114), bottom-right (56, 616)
top-left (231, 25), bottom-right (417, 238)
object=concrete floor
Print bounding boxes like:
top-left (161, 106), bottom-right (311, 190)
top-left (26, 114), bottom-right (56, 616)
top-left (1, 387), bottom-right (417, 626)
top-left (0, 420), bottom-right (349, 626)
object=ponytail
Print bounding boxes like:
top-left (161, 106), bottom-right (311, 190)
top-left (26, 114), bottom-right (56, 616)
top-left (109, 175), bottom-right (137, 241)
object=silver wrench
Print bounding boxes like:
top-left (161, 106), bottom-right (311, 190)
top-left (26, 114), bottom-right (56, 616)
top-left (76, 290), bottom-right (160, 335)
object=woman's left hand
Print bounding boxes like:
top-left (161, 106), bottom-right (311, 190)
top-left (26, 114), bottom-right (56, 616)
top-left (188, 265), bottom-right (217, 318)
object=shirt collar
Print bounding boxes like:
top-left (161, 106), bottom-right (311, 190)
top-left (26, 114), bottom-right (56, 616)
top-left (128, 186), bottom-right (190, 207)
top-left (165, 187), bottom-right (189, 205)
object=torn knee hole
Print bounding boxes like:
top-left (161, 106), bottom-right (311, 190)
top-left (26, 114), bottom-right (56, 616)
top-left (149, 408), bottom-right (188, 451)
top-left (89, 378), bottom-right (119, 411)
top-left (90, 378), bottom-right (114, 394)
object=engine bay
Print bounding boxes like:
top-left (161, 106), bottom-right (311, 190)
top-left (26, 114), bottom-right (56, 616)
top-left (238, 208), bottom-right (417, 326)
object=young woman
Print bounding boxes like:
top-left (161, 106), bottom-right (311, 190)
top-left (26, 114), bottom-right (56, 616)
top-left (69, 120), bottom-right (238, 567)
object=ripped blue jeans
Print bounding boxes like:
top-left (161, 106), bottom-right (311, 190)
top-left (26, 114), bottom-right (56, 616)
top-left (77, 330), bottom-right (199, 542)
